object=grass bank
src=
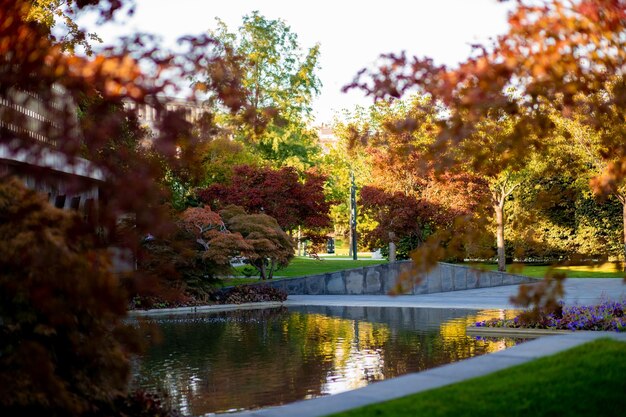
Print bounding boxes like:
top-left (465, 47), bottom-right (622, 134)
top-left (475, 262), bottom-right (625, 278)
top-left (331, 338), bottom-right (626, 417)
top-left (223, 257), bottom-right (387, 286)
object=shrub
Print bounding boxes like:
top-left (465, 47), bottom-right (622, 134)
top-left (107, 390), bottom-right (182, 417)
top-left (211, 285), bottom-right (288, 304)
top-left (0, 179), bottom-right (139, 415)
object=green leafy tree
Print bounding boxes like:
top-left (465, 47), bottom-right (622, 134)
top-left (506, 171), bottom-right (623, 261)
top-left (200, 136), bottom-right (261, 186)
top-left (320, 108), bottom-right (376, 250)
top-left (554, 98), bottom-right (626, 263)
top-left (459, 113), bottom-right (559, 271)
top-left (206, 11), bottom-right (322, 169)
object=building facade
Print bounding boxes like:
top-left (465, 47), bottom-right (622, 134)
top-left (0, 86), bottom-right (103, 212)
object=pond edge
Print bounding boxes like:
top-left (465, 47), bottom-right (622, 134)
top-left (127, 301), bottom-right (284, 317)
top-left (466, 326), bottom-right (577, 338)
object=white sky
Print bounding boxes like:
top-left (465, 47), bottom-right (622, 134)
top-left (86, 0), bottom-right (513, 124)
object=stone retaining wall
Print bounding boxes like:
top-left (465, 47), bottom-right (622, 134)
top-left (250, 261), bottom-right (537, 295)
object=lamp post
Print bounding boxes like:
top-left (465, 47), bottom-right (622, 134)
top-left (350, 170), bottom-right (357, 260)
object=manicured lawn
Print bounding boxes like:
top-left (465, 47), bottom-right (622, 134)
top-left (278, 257), bottom-right (387, 276)
top-left (222, 257), bottom-right (388, 286)
top-left (331, 338), bottom-right (626, 417)
top-left (474, 262), bottom-right (625, 278)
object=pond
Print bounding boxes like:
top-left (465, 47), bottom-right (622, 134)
top-left (131, 306), bottom-right (523, 416)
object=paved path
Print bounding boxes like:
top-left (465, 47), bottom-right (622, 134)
top-left (285, 278), bottom-right (626, 310)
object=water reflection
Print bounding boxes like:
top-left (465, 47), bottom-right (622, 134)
top-left (131, 307), bottom-right (522, 415)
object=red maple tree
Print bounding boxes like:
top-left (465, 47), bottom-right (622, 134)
top-left (197, 164), bottom-right (332, 233)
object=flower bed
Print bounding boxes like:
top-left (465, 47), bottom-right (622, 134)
top-left (475, 300), bottom-right (626, 332)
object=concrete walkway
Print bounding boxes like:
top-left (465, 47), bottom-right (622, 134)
top-left (284, 278), bottom-right (626, 310)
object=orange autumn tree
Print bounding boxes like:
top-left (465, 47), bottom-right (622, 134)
top-left (347, 97), bottom-right (491, 261)
top-left (347, 0), bottom-right (626, 309)
top-left (220, 205), bottom-right (295, 280)
top-left (179, 206), bottom-right (251, 267)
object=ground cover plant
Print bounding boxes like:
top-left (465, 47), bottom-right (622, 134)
top-left (476, 300), bottom-right (626, 332)
top-left (331, 338), bottom-right (626, 417)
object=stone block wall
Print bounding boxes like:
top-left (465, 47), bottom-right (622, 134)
top-left (248, 261), bottom-right (537, 296)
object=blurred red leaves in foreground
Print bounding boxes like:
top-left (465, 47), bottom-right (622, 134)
top-left (0, 1), bottom-right (252, 414)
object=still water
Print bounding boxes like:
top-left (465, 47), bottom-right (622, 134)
top-left (131, 306), bottom-right (522, 415)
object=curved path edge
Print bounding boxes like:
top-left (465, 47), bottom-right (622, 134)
top-left (127, 301), bottom-right (284, 317)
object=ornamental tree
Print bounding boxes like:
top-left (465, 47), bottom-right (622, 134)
top-left (137, 206), bottom-right (253, 301)
top-left (197, 164), bottom-right (332, 234)
top-left (358, 186), bottom-right (427, 260)
top-left (179, 206), bottom-right (252, 267)
top-left (0, 179), bottom-right (136, 415)
top-left (220, 205), bottom-right (295, 280)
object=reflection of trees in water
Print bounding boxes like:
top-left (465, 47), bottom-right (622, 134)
top-left (133, 308), bottom-right (346, 414)
top-left (132, 307), bottom-right (522, 415)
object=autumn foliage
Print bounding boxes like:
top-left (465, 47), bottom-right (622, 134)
top-left (5, 0), bottom-right (626, 412)
top-left (220, 205), bottom-right (295, 280)
top-left (0, 179), bottom-right (140, 415)
top-left (0, 0), bottom-right (263, 413)
top-left (197, 164), bottom-right (332, 233)
top-left (346, 0), bottom-right (626, 309)
top-left (178, 206), bottom-right (254, 272)
top-left (359, 186), bottom-right (425, 255)
top-left (1, 0), bottom-right (252, 236)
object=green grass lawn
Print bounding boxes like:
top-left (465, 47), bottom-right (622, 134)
top-left (473, 262), bottom-right (625, 278)
top-left (331, 338), bottom-right (626, 417)
top-left (222, 257), bottom-right (388, 286)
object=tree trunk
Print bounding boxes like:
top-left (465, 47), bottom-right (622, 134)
top-left (259, 261), bottom-right (267, 280)
top-left (348, 233), bottom-right (353, 258)
top-left (494, 201), bottom-right (506, 272)
top-left (297, 226), bottom-right (302, 256)
top-left (196, 238), bottom-right (209, 251)
top-left (388, 231), bottom-right (396, 263)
